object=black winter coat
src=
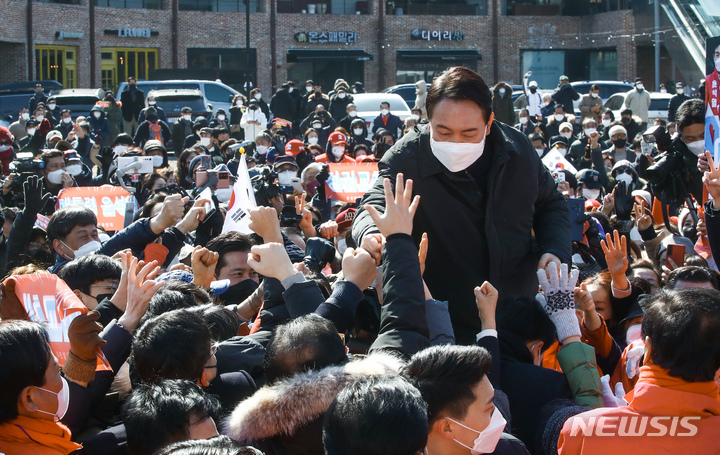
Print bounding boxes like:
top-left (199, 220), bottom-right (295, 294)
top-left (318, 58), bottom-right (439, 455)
top-left (270, 89), bottom-right (296, 122)
top-left (352, 122), bottom-right (571, 344)
top-left (551, 84), bottom-right (580, 113)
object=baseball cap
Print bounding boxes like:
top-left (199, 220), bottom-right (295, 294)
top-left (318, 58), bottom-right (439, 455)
top-left (529, 81), bottom-right (538, 88)
top-left (46, 130), bottom-right (62, 143)
top-left (144, 139), bottom-right (165, 153)
top-left (559, 75), bottom-right (569, 82)
top-left (335, 208), bottom-right (356, 231)
top-left (273, 155), bottom-right (298, 171)
top-left (284, 139), bottom-right (306, 157)
top-left (328, 131), bottom-right (347, 146)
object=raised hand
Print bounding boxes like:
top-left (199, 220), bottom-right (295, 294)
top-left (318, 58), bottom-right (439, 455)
top-left (246, 243), bottom-right (295, 282)
top-left (23, 175), bottom-right (50, 215)
top-left (318, 220), bottom-right (339, 239)
top-left (601, 231), bottom-right (628, 278)
top-left (613, 183), bottom-right (633, 220)
top-left (702, 151), bottom-right (720, 209)
top-left (574, 282), bottom-right (601, 331)
top-left (474, 281), bottom-right (498, 330)
top-left (118, 256), bottom-right (163, 332)
top-left (342, 247), bottom-right (378, 291)
top-left (633, 200), bottom-right (653, 231)
top-left (364, 173), bottom-right (420, 237)
top-left (151, 193), bottom-right (189, 234)
top-left (248, 206), bottom-right (283, 244)
top-left (191, 246), bottom-right (219, 289)
top-left (537, 263), bottom-right (581, 343)
top-left (361, 233), bottom-right (385, 266)
top-left (176, 198), bottom-right (208, 234)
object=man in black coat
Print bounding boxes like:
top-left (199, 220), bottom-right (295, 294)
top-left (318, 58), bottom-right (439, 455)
top-left (120, 77), bottom-right (145, 136)
top-left (269, 83), bottom-right (296, 122)
top-left (667, 81), bottom-right (690, 123)
top-left (371, 101), bottom-right (404, 139)
top-left (352, 66), bottom-right (571, 345)
top-left (551, 75), bottom-right (579, 116)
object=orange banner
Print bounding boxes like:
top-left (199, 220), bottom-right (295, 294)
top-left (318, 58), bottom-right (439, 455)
top-left (56, 186), bottom-right (136, 231)
top-left (2, 273), bottom-right (110, 370)
top-left (324, 162), bottom-right (379, 203)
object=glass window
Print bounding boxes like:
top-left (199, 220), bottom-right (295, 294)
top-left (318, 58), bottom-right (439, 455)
top-left (36, 45), bottom-right (77, 88)
top-left (100, 48), bottom-right (159, 92)
top-left (94, 0), bottom-right (164, 8)
top-left (604, 94), bottom-right (624, 111)
top-left (387, 0), bottom-right (485, 16)
top-left (204, 84), bottom-right (235, 103)
top-left (180, 0), bottom-right (263, 12)
top-left (278, 0), bottom-right (369, 14)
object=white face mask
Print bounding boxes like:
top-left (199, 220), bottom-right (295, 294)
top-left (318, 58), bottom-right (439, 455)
top-left (411, 114), bottom-right (420, 121)
top-left (430, 124), bottom-right (489, 172)
top-left (215, 188), bottom-right (233, 202)
top-left (36, 115), bottom-right (44, 122)
top-left (21, 112), bottom-right (30, 121)
top-left (66, 164), bottom-right (82, 176)
top-left (584, 127), bottom-right (596, 136)
top-left (353, 128), bottom-right (364, 136)
top-left (561, 131), bottom-right (572, 140)
top-left (27, 128), bottom-right (36, 136)
top-left (313, 122), bottom-right (322, 129)
top-left (254, 93), bottom-right (262, 100)
top-left (306, 86), bottom-right (313, 93)
top-left (336, 238), bottom-right (348, 255)
top-left (308, 136), bottom-right (319, 145)
top-left (200, 137), bottom-right (211, 147)
top-left (217, 114), bottom-right (226, 121)
top-left (35, 377), bottom-right (70, 422)
top-left (519, 117), bottom-right (529, 125)
top-left (660, 88), bottom-right (667, 94)
top-left (62, 117), bottom-right (72, 124)
top-left (636, 84), bottom-right (644, 91)
top-left (113, 145), bottom-right (128, 156)
top-left (47, 103), bottom-right (57, 111)
top-left (93, 111), bottom-right (102, 119)
top-left (556, 146), bottom-right (568, 157)
top-left (498, 88), bottom-right (506, 97)
top-left (591, 92), bottom-right (599, 98)
top-left (288, 87), bottom-right (294, 93)
top-left (602, 119), bottom-right (612, 128)
top-left (47, 169), bottom-right (65, 185)
top-left (332, 146), bottom-right (345, 159)
top-left (447, 409), bottom-right (507, 455)
top-left (676, 88), bottom-right (684, 95)
top-left (278, 169), bottom-right (296, 185)
top-left (338, 93), bottom-right (346, 99)
top-left (236, 100), bottom-right (244, 107)
top-left (583, 188), bottom-right (600, 201)
top-left (535, 148), bottom-right (545, 157)
top-left (183, 114), bottom-right (192, 121)
top-left (554, 114), bottom-right (564, 122)
top-left (256, 145), bottom-right (269, 155)
top-left (381, 109), bottom-right (389, 116)
top-left (73, 240), bottom-right (102, 258)
top-left (148, 100), bottom-right (157, 105)
top-left (686, 139), bottom-right (705, 156)
top-left (616, 172), bottom-right (634, 187)
top-left (348, 110), bottom-right (358, 117)
top-left (715, 56), bottom-right (720, 72)
top-left (152, 155), bottom-right (164, 167)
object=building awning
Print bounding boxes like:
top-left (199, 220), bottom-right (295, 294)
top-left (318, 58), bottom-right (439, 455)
top-left (396, 49), bottom-right (483, 61)
top-left (287, 49), bottom-right (373, 62)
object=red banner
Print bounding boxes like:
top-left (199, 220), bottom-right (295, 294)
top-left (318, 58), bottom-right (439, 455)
top-left (2, 273), bottom-right (110, 370)
top-left (324, 162), bottom-right (379, 203)
top-left (56, 186), bottom-right (136, 231)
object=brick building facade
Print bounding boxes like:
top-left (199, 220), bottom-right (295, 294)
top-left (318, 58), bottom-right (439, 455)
top-left (0, 0), bottom-right (640, 93)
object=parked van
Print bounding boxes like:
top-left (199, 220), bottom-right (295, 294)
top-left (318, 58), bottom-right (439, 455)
top-left (115, 80), bottom-right (239, 116)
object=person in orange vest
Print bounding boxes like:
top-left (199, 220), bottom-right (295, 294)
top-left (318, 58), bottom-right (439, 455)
top-left (315, 131), bottom-right (355, 164)
top-left (558, 287), bottom-right (720, 455)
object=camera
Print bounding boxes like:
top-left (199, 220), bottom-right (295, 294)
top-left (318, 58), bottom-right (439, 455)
top-left (643, 125), bottom-right (695, 209)
top-left (251, 165), bottom-right (280, 207)
top-left (10, 152), bottom-right (44, 176)
top-left (280, 204), bottom-right (302, 227)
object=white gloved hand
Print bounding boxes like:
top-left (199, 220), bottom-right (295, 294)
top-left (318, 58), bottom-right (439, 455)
top-left (625, 340), bottom-right (646, 380)
top-left (601, 374), bottom-right (628, 407)
top-left (537, 263), bottom-right (581, 342)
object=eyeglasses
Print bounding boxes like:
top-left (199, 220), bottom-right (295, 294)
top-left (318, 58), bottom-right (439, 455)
top-left (611, 133), bottom-right (627, 140)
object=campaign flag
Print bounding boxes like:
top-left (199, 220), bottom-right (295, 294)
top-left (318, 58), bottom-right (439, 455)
top-left (706, 36), bottom-right (720, 163)
top-left (56, 186), bottom-right (136, 231)
top-left (222, 157), bottom-right (257, 234)
top-left (0, 273), bottom-right (111, 370)
top-left (324, 162), bottom-right (380, 203)
top-left (542, 149), bottom-right (578, 174)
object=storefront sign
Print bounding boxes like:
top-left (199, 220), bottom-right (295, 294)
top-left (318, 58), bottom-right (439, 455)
top-left (410, 29), bottom-right (463, 41)
top-left (295, 31), bottom-right (357, 44)
top-left (56, 31), bottom-right (85, 40)
top-left (104, 28), bottom-right (159, 38)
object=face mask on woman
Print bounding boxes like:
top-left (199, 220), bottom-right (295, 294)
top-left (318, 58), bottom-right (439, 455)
top-left (353, 128), bottom-right (364, 136)
top-left (332, 146), bottom-right (345, 159)
top-left (308, 136), bottom-right (319, 145)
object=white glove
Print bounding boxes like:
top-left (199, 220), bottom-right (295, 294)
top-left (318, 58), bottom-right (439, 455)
top-left (625, 340), bottom-right (645, 380)
top-left (601, 374), bottom-right (628, 407)
top-left (537, 263), bottom-right (581, 342)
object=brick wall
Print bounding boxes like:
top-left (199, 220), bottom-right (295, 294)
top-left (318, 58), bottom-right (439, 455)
top-left (0, 0), bottom-right (639, 93)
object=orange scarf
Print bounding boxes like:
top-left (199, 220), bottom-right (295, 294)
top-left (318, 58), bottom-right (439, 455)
top-left (636, 364), bottom-right (720, 398)
top-left (0, 415), bottom-right (81, 455)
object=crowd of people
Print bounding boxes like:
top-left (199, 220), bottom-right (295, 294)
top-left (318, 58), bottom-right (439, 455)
top-left (0, 62), bottom-right (718, 455)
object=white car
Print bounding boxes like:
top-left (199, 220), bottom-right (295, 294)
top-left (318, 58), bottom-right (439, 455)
top-left (603, 91), bottom-right (673, 123)
top-left (351, 93), bottom-right (411, 139)
top-left (116, 80), bottom-right (239, 116)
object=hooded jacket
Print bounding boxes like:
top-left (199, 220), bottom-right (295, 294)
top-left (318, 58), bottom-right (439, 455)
top-left (224, 353), bottom-right (404, 455)
top-left (328, 93), bottom-right (354, 122)
top-left (270, 88), bottom-right (296, 122)
top-left (89, 105), bottom-right (111, 147)
top-left (349, 118), bottom-right (372, 150)
top-left (352, 122), bottom-right (571, 344)
top-left (492, 83), bottom-right (515, 125)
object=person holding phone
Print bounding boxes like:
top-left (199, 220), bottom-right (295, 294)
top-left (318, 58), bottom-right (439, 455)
top-left (352, 66), bottom-right (571, 345)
